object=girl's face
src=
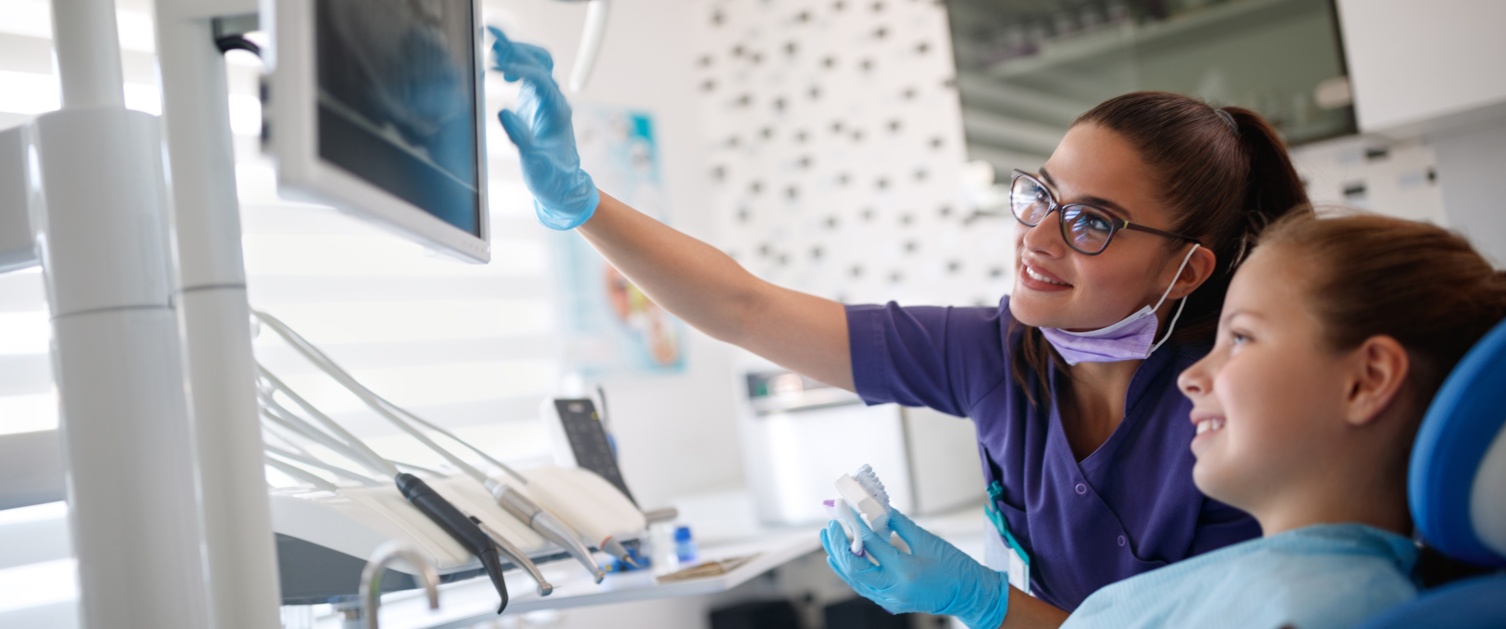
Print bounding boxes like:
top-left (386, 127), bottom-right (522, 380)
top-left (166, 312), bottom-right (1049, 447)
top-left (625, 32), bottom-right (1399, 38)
top-left (1175, 246), bottom-right (1353, 513)
top-left (1009, 123), bottom-right (1199, 331)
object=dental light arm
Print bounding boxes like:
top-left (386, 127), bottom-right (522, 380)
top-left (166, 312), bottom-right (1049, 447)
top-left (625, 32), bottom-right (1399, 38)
top-left (566, 0), bottom-right (608, 93)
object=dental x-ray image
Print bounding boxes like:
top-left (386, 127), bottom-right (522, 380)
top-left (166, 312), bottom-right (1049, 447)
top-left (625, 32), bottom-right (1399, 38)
top-left (316, 0), bottom-right (481, 236)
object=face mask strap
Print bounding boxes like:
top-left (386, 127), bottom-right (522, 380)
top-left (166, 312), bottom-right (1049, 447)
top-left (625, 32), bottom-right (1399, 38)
top-left (1148, 244), bottom-right (1201, 354)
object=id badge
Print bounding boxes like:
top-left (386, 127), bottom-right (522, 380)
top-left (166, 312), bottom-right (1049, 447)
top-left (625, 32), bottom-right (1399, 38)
top-left (983, 481), bottom-right (1031, 594)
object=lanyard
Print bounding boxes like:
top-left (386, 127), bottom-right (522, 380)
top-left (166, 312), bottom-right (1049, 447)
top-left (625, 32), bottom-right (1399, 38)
top-left (984, 481), bottom-right (1031, 594)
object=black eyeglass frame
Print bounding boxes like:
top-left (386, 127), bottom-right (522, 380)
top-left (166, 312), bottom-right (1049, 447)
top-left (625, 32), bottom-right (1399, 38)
top-left (1010, 169), bottom-right (1202, 256)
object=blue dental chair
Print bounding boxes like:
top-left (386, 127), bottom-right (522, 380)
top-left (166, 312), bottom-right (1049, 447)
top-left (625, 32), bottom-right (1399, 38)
top-left (1356, 318), bottom-right (1506, 628)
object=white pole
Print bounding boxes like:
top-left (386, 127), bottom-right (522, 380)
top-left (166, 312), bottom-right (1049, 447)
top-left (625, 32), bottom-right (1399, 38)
top-left (49, 0), bottom-right (125, 109)
top-left (38, 0), bottom-right (212, 625)
top-left (154, 3), bottom-right (284, 627)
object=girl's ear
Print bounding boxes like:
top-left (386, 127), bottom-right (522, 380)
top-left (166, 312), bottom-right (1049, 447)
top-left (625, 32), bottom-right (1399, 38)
top-left (1343, 335), bottom-right (1410, 426)
top-left (1169, 245), bottom-right (1218, 300)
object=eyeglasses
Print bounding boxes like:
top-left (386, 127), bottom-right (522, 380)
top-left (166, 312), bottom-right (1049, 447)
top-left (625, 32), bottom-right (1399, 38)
top-left (1010, 170), bottom-right (1201, 255)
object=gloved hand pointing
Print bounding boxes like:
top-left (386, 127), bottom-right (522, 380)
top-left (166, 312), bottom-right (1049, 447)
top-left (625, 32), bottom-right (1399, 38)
top-left (488, 26), bottom-right (600, 230)
top-left (822, 506), bottom-right (1010, 629)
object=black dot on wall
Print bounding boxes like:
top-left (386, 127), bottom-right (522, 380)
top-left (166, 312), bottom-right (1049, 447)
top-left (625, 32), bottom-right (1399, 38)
top-left (872, 1), bottom-right (885, 12)
top-left (760, 126), bottom-right (775, 140)
top-left (825, 215), bottom-right (840, 229)
top-left (736, 93), bottom-right (753, 107)
top-left (700, 79), bottom-right (717, 93)
top-left (777, 253), bottom-right (790, 266)
top-left (737, 207), bottom-right (752, 222)
top-left (914, 168), bottom-right (928, 181)
top-left (930, 136), bottom-right (945, 150)
top-left (888, 119), bottom-right (903, 132)
top-left (732, 44), bottom-right (745, 57)
top-left (726, 135), bottom-right (741, 148)
top-left (874, 26), bottom-right (889, 39)
top-left (850, 265), bottom-right (865, 278)
top-left (711, 10), bottom-right (725, 26)
top-left (889, 271), bottom-right (904, 284)
top-left (810, 246), bottom-right (825, 260)
top-left (861, 207), bottom-right (877, 221)
top-left (941, 77), bottom-right (957, 90)
top-left (830, 120), bottom-right (845, 133)
top-left (875, 177), bottom-right (890, 190)
top-left (758, 243), bottom-right (772, 257)
top-left (1427, 168), bottom-right (1438, 183)
top-left (795, 129), bottom-right (810, 143)
top-left (711, 165), bottom-right (726, 180)
top-left (773, 97), bottom-right (787, 112)
top-left (751, 52), bottom-right (765, 65)
top-left (852, 129), bottom-right (865, 142)
top-left (989, 266), bottom-right (1005, 278)
top-left (798, 155), bottom-right (813, 169)
top-left (860, 58), bottom-right (874, 72)
top-left (904, 240), bottom-right (919, 253)
top-left (749, 180), bottom-right (764, 194)
top-left (947, 260), bottom-right (962, 274)
top-left (916, 41), bottom-right (932, 54)
top-left (797, 10), bottom-right (813, 23)
top-left (823, 56), bottom-right (838, 68)
top-left (899, 212), bottom-right (913, 225)
top-left (833, 0), bottom-right (846, 11)
top-left (836, 172), bottom-right (851, 185)
top-left (902, 87), bottom-right (917, 100)
top-left (809, 86), bottom-right (822, 100)
top-left (785, 41), bottom-right (800, 56)
top-left (937, 204), bottom-right (953, 218)
top-left (699, 54), bottom-right (714, 68)
top-left (786, 185), bottom-right (800, 200)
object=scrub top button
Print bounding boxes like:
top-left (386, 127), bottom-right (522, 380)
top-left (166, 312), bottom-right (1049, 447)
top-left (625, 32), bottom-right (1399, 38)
top-left (1117, 535), bottom-right (1127, 547)
top-left (1074, 483), bottom-right (1087, 495)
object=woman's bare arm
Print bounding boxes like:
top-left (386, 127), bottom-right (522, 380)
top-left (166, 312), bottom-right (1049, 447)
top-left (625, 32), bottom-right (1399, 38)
top-left (579, 191), bottom-right (855, 390)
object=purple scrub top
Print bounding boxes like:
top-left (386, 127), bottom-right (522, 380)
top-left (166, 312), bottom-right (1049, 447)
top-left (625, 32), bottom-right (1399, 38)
top-left (846, 297), bottom-right (1260, 611)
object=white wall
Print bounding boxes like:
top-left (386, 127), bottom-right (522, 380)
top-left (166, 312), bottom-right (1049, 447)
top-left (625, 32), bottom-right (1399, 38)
top-left (1433, 121), bottom-right (1506, 266)
top-left (485, 0), bottom-right (744, 508)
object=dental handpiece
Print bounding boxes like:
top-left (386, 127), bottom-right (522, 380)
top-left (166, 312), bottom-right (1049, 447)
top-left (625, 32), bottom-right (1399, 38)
top-left (488, 480), bottom-right (607, 583)
top-left (396, 473), bottom-right (509, 614)
top-left (468, 516), bottom-right (553, 597)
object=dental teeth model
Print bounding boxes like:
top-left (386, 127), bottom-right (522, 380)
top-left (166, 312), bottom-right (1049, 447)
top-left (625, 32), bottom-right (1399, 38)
top-left (828, 464), bottom-right (912, 565)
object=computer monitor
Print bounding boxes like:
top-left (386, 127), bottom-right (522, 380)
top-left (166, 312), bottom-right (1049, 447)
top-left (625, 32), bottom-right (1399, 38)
top-left (265, 0), bottom-right (490, 263)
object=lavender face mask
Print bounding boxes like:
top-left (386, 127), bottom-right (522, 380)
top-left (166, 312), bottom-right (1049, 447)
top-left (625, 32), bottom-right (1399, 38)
top-left (1040, 245), bottom-right (1200, 365)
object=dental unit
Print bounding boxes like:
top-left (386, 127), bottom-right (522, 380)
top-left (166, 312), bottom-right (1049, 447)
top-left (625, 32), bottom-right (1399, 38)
top-left (253, 310), bottom-right (644, 577)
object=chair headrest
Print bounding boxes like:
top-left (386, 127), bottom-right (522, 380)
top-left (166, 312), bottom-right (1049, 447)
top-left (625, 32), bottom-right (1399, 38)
top-left (1410, 317), bottom-right (1506, 567)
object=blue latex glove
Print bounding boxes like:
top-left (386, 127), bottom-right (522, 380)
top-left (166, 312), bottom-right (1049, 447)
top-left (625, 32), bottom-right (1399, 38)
top-left (487, 26), bottom-right (599, 230)
top-left (822, 506), bottom-right (1010, 629)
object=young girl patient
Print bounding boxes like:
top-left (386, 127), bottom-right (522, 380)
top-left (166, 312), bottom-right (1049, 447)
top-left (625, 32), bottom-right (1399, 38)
top-left (825, 212), bottom-right (1506, 629)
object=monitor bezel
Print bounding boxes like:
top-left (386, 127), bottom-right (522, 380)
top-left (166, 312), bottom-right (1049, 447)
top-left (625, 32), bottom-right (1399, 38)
top-left (268, 0), bottom-right (491, 263)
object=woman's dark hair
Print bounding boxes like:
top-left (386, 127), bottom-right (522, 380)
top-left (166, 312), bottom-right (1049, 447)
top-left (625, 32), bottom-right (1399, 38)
top-left (1012, 91), bottom-right (1312, 405)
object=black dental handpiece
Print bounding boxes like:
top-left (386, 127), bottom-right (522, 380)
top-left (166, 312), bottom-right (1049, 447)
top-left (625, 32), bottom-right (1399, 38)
top-left (395, 473), bottom-right (510, 614)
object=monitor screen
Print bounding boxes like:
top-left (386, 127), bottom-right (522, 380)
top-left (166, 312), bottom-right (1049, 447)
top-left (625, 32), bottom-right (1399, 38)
top-left (313, 0), bottom-right (482, 238)
top-left (268, 0), bottom-right (489, 261)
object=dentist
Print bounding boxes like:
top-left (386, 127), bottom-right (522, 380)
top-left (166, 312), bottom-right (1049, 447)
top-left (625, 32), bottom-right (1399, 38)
top-left (490, 27), bottom-right (1311, 627)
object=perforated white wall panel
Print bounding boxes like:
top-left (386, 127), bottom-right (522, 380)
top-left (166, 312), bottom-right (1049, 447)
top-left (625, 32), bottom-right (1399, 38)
top-left (694, 0), bottom-right (1010, 307)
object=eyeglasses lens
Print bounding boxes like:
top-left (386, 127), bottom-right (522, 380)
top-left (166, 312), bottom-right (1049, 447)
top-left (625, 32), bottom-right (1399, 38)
top-left (1060, 206), bottom-right (1114, 254)
top-left (1010, 176), bottom-right (1051, 226)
